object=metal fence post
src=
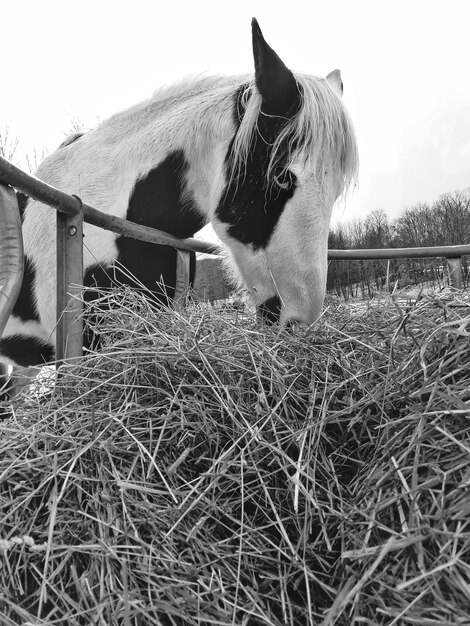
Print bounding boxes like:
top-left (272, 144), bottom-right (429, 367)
top-left (56, 197), bottom-right (84, 362)
top-left (174, 249), bottom-right (191, 305)
top-left (447, 256), bottom-right (462, 290)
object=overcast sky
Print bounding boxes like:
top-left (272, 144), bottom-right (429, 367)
top-left (2, 0), bottom-right (470, 228)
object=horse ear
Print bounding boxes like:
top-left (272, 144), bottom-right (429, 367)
top-left (326, 69), bottom-right (343, 97)
top-left (251, 18), bottom-right (299, 116)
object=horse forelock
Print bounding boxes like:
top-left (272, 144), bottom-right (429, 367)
top-left (228, 73), bottom-right (358, 195)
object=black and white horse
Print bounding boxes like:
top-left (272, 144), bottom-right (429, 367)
top-left (0, 19), bottom-right (358, 381)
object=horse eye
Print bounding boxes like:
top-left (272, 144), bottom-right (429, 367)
top-left (273, 169), bottom-right (295, 190)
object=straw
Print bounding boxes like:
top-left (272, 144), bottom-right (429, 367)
top-left (0, 288), bottom-right (469, 625)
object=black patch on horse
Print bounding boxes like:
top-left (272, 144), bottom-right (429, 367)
top-left (11, 256), bottom-right (39, 322)
top-left (0, 336), bottom-right (54, 367)
top-left (215, 85), bottom-right (299, 249)
top-left (116, 150), bottom-right (204, 302)
top-left (125, 150), bottom-right (204, 237)
top-left (85, 151), bottom-right (203, 308)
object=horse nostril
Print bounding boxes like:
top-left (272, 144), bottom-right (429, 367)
top-left (257, 296), bottom-right (282, 325)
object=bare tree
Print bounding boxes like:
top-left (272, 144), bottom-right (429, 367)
top-left (394, 202), bottom-right (442, 247)
top-left (434, 189), bottom-right (470, 244)
top-left (0, 126), bottom-right (20, 162)
top-left (363, 209), bottom-right (391, 248)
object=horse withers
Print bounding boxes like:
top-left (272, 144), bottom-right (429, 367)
top-left (0, 18), bottom-right (358, 396)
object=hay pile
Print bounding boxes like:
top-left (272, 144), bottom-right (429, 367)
top-left (1, 289), bottom-right (469, 625)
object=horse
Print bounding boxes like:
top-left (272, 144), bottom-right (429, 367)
top-left (0, 18), bottom-right (358, 394)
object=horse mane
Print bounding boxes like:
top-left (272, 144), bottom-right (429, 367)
top-left (99, 74), bottom-right (244, 128)
top-left (89, 74), bottom-right (246, 155)
top-left (229, 73), bottom-right (359, 194)
top-left (150, 74), bottom-right (237, 105)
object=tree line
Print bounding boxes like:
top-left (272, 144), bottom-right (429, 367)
top-left (327, 188), bottom-right (470, 298)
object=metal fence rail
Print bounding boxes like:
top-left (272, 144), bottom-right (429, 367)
top-left (328, 245), bottom-right (470, 260)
